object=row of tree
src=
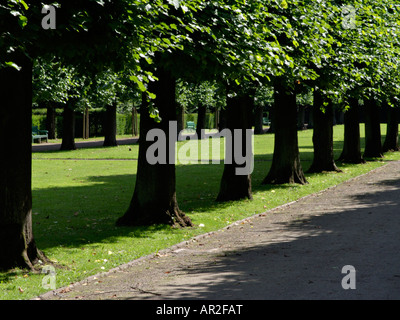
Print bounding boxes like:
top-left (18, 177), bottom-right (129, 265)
top-left (33, 61), bottom-right (276, 147)
top-left (0, 0), bottom-right (399, 270)
top-left (31, 65), bottom-right (259, 146)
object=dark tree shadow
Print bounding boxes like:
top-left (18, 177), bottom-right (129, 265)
top-left (124, 176), bottom-right (400, 300)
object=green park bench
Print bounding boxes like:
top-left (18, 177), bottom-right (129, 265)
top-left (186, 121), bottom-right (196, 131)
top-left (263, 117), bottom-right (271, 126)
top-left (32, 126), bottom-right (49, 143)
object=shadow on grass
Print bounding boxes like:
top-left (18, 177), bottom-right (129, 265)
top-left (31, 133), bottom-right (390, 256)
top-left (32, 171), bottom-right (166, 251)
top-left (127, 175), bottom-right (400, 299)
top-left (31, 152), bottom-right (306, 252)
top-left (0, 270), bottom-right (21, 284)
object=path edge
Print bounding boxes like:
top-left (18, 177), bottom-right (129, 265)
top-left (33, 160), bottom-right (395, 300)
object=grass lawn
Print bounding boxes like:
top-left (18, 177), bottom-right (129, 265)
top-left (1, 124), bottom-right (400, 300)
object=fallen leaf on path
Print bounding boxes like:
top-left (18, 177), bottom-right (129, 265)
top-left (59, 287), bottom-right (71, 293)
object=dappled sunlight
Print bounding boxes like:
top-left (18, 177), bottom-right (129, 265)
top-left (21, 124), bottom-right (400, 300)
top-left (125, 168), bottom-right (400, 300)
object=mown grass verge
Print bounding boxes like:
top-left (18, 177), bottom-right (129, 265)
top-left (1, 124), bottom-right (399, 299)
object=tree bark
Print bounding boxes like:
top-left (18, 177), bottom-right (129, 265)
top-left (46, 102), bottom-right (56, 140)
top-left (306, 106), bottom-right (313, 129)
top-left (132, 105), bottom-right (139, 137)
top-left (218, 108), bottom-right (227, 131)
top-left (263, 84), bottom-right (307, 185)
top-left (103, 103), bottom-right (118, 147)
top-left (308, 89), bottom-right (341, 173)
top-left (338, 99), bottom-right (365, 164)
top-left (82, 106), bottom-right (90, 140)
top-left (0, 54), bottom-right (47, 270)
top-left (60, 103), bottom-right (77, 150)
top-left (335, 108), bottom-right (344, 125)
top-left (363, 99), bottom-right (383, 158)
top-left (382, 105), bottom-right (400, 152)
top-left (254, 105), bottom-right (264, 134)
top-left (176, 103), bottom-right (184, 139)
top-left (216, 94), bottom-right (253, 202)
top-left (266, 105), bottom-right (276, 133)
top-left (196, 104), bottom-right (206, 139)
top-left (116, 67), bottom-right (192, 227)
top-left (214, 107), bottom-right (219, 130)
top-left (297, 105), bottom-right (307, 130)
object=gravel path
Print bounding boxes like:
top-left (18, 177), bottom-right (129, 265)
top-left (36, 160), bottom-right (400, 300)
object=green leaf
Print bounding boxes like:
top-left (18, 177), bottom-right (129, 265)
top-left (167, 0), bottom-right (180, 10)
top-left (18, 15), bottom-right (28, 28)
top-left (129, 75), bottom-right (146, 92)
top-left (148, 92), bottom-right (156, 99)
top-left (150, 109), bottom-right (162, 123)
top-left (5, 61), bottom-right (21, 71)
top-left (10, 10), bottom-right (21, 17)
top-left (17, 0), bottom-right (29, 10)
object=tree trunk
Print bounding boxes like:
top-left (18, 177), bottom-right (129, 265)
top-left (218, 108), bottom-right (227, 131)
top-left (46, 102), bottom-right (56, 140)
top-left (132, 105), bottom-right (139, 137)
top-left (0, 54), bottom-right (47, 270)
top-left (382, 105), bottom-right (400, 152)
top-left (196, 104), bottom-right (206, 139)
top-left (60, 103), bottom-right (77, 150)
top-left (263, 84), bottom-right (307, 185)
top-left (176, 103), bottom-right (184, 139)
top-left (335, 109), bottom-right (344, 125)
top-left (363, 100), bottom-right (383, 158)
top-left (82, 106), bottom-right (90, 140)
top-left (103, 103), bottom-right (118, 147)
top-left (338, 99), bottom-right (365, 163)
top-left (214, 107), bottom-right (219, 130)
top-left (297, 105), bottom-right (307, 130)
top-left (116, 67), bottom-right (192, 227)
top-left (308, 89), bottom-right (341, 173)
top-left (266, 105), bottom-right (276, 133)
top-left (216, 94), bottom-right (253, 202)
top-left (254, 105), bottom-right (264, 134)
top-left (306, 106), bottom-right (314, 129)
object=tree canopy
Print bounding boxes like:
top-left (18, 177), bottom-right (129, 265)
top-left (3, 0), bottom-right (399, 105)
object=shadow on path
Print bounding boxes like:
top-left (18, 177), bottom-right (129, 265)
top-left (144, 176), bottom-right (400, 300)
top-left (37, 161), bottom-right (400, 300)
